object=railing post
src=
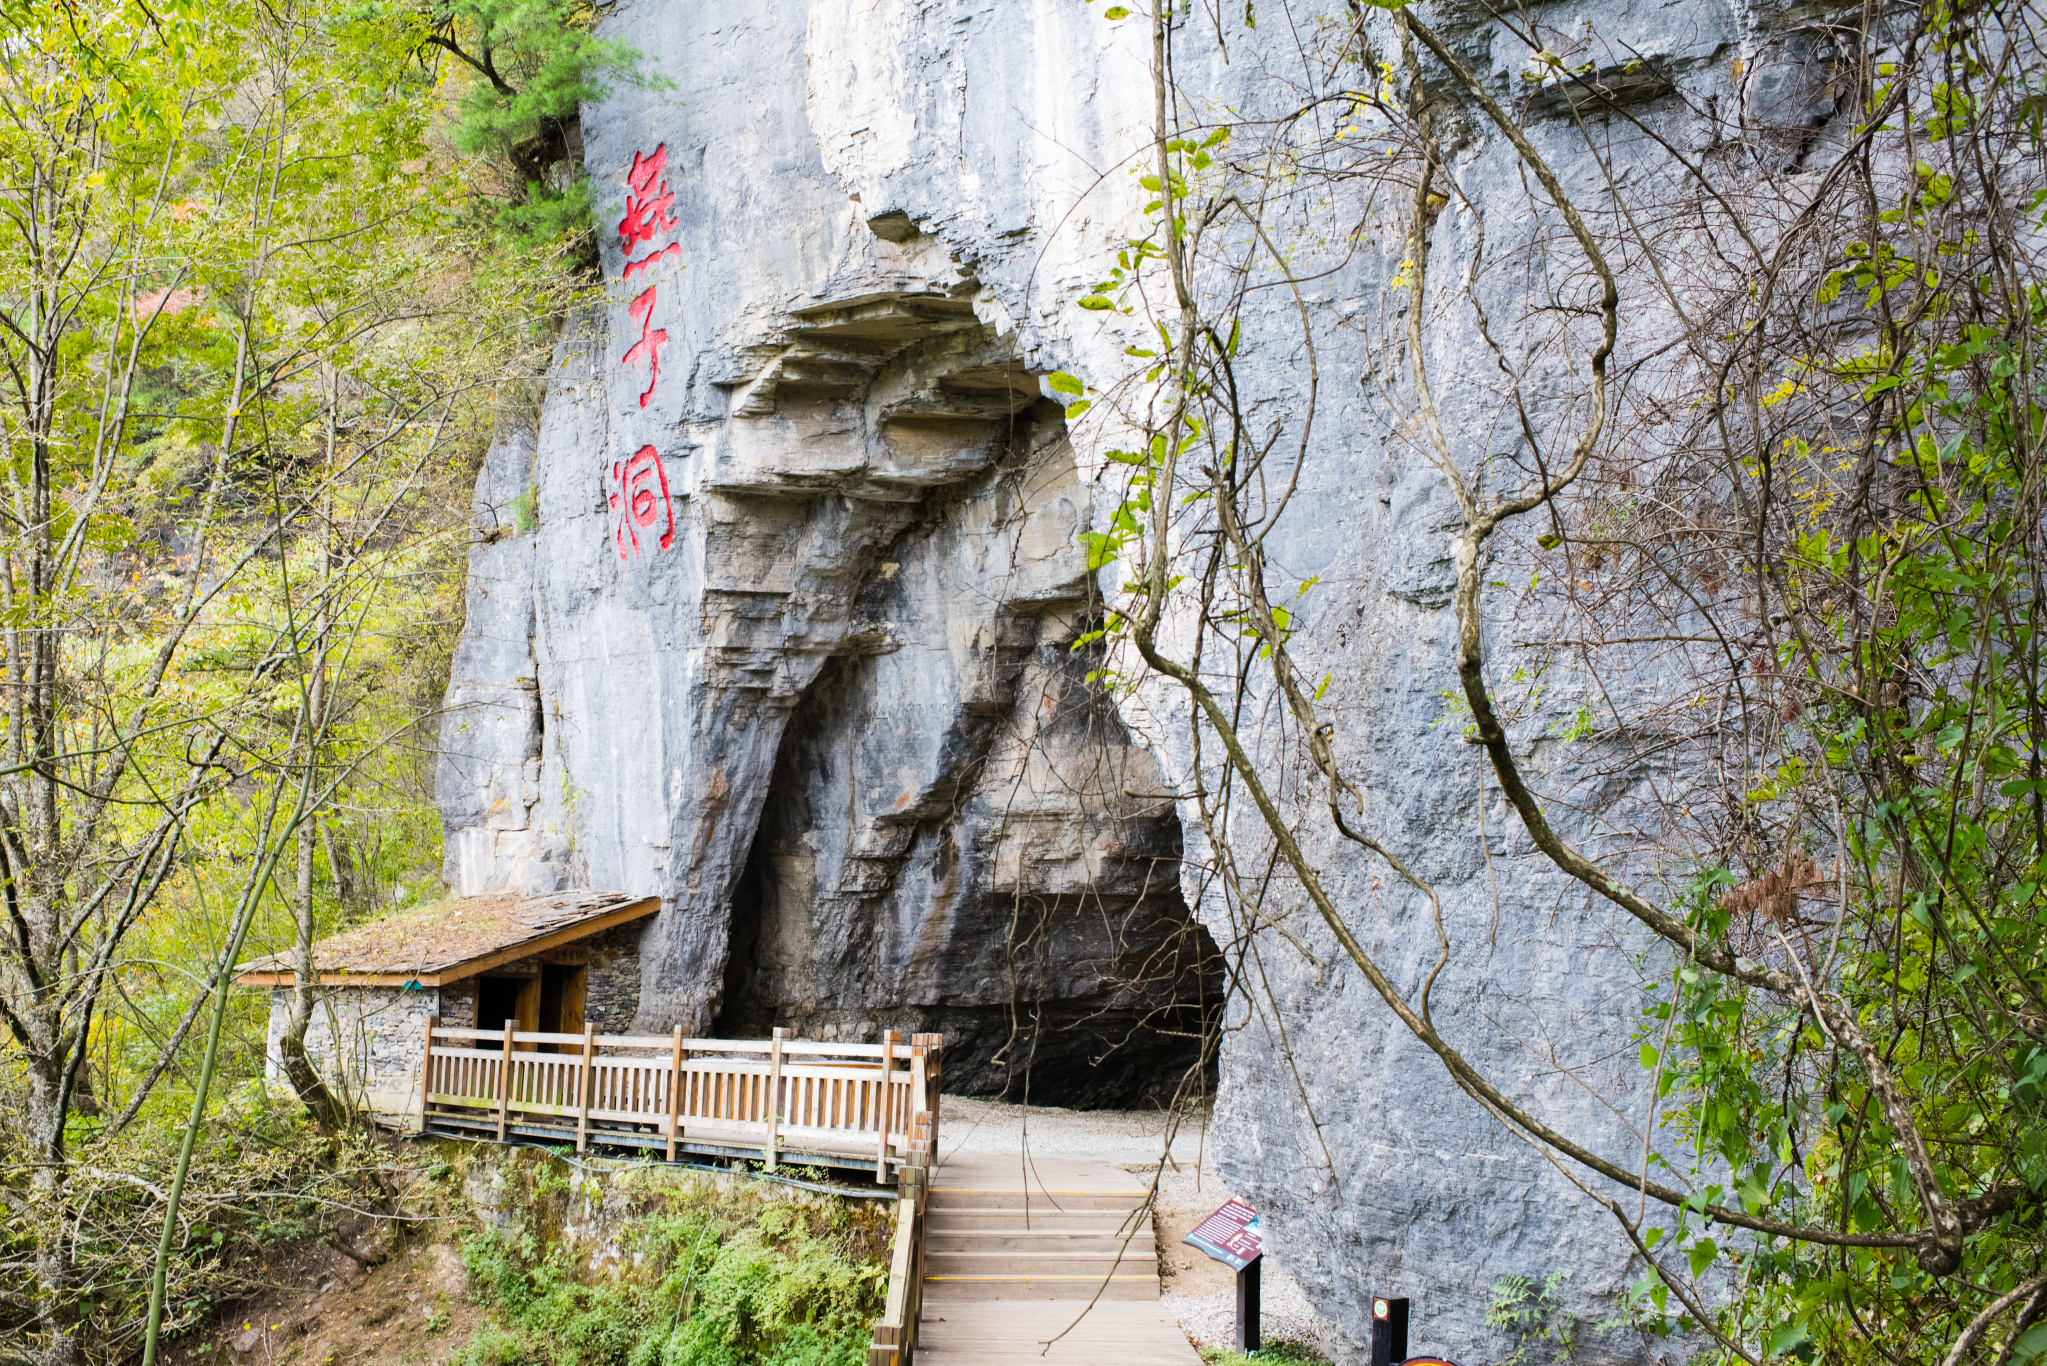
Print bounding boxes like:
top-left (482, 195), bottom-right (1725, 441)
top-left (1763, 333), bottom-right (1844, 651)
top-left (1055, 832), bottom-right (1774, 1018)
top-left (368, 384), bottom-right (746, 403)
top-left (909, 1043), bottom-right (928, 1154)
top-left (496, 1020), bottom-right (514, 1141)
top-left (665, 1024), bottom-right (685, 1162)
top-left (930, 1034), bottom-right (943, 1158)
top-left (765, 1026), bottom-right (787, 1169)
top-left (913, 1033), bottom-right (943, 1158)
top-left (419, 1015), bottom-right (439, 1135)
top-left (866, 1046), bottom-right (936, 1366)
top-left (903, 1155), bottom-right (927, 1364)
top-left (876, 1028), bottom-right (899, 1183)
top-left (576, 1020), bottom-right (596, 1153)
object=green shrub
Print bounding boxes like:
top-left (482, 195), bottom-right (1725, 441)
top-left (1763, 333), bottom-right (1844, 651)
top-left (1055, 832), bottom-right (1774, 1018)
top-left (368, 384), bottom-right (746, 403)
top-left (387, 0), bottom-right (661, 262)
top-left (1198, 1344), bottom-right (1331, 1366)
top-left (456, 1174), bottom-right (887, 1366)
top-left (1486, 1270), bottom-right (1576, 1365)
top-left (459, 1322), bottom-right (539, 1366)
top-left (512, 482), bottom-right (540, 532)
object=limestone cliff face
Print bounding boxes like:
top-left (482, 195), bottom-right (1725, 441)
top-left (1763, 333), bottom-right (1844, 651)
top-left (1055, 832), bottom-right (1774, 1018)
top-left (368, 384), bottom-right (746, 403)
top-left (432, 0), bottom-right (1803, 1357)
top-left (432, 0), bottom-right (1218, 1107)
top-left (436, 312), bottom-right (1217, 1107)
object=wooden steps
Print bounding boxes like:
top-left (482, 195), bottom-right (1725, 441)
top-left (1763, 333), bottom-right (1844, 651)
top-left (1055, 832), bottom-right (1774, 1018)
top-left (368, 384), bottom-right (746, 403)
top-left (930, 1189), bottom-right (1149, 1210)
top-left (920, 1275), bottom-right (1163, 1302)
top-left (931, 1209), bottom-right (1141, 1231)
top-left (912, 1152), bottom-right (1199, 1358)
top-left (928, 1231), bottom-right (1156, 1254)
top-left (915, 1301), bottom-right (1202, 1365)
top-left (923, 1186), bottom-right (1158, 1300)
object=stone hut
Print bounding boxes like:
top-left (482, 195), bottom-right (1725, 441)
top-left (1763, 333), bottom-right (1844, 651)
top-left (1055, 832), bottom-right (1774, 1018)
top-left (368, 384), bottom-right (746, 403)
top-left (236, 890), bottom-right (659, 1124)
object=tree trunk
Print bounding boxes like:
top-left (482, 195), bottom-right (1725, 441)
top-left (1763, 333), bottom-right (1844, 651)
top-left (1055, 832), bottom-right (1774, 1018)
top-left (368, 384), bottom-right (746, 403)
top-left (25, 1033), bottom-right (83, 1366)
top-left (280, 815), bottom-right (345, 1132)
top-left (278, 376), bottom-right (345, 1132)
top-left (322, 818), bottom-right (357, 907)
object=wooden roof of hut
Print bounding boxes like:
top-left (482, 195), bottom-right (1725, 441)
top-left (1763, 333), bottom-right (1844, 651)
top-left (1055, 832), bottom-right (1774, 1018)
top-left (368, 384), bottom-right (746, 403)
top-left (234, 890), bottom-right (660, 987)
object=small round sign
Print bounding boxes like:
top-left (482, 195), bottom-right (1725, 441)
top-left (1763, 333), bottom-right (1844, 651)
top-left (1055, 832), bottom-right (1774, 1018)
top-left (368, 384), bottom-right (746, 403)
top-left (1373, 1298), bottom-right (1390, 1318)
top-left (1399, 1358), bottom-right (1461, 1366)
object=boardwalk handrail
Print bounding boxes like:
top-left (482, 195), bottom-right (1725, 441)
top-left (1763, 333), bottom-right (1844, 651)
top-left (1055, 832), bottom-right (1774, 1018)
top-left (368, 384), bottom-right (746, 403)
top-left (417, 1019), bottom-right (943, 1183)
top-left (868, 1042), bottom-right (941, 1366)
top-left (428, 1028), bottom-right (910, 1057)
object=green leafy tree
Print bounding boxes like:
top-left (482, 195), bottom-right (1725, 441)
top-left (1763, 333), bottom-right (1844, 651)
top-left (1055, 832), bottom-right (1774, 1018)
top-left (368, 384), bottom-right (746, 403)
top-left (0, 1), bottom-right (570, 1360)
top-left (406, 0), bottom-right (652, 259)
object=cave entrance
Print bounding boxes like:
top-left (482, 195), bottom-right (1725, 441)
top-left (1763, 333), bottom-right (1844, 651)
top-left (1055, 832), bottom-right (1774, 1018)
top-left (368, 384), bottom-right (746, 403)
top-left (715, 815), bottom-right (772, 1040)
top-left (710, 615), bottom-right (1223, 1109)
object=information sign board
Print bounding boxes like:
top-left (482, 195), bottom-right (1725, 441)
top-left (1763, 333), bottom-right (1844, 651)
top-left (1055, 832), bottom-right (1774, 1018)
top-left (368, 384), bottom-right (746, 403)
top-left (1182, 1197), bottom-right (1263, 1272)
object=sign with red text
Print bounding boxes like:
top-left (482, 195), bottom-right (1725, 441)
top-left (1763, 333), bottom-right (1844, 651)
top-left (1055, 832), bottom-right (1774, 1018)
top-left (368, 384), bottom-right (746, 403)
top-left (612, 143), bottom-right (684, 560)
top-left (1182, 1198), bottom-right (1262, 1272)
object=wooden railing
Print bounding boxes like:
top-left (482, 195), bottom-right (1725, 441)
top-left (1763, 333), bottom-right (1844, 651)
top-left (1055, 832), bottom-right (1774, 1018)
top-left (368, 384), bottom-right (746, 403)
top-left (868, 1092), bottom-right (937, 1366)
top-left (418, 1019), bottom-right (943, 1180)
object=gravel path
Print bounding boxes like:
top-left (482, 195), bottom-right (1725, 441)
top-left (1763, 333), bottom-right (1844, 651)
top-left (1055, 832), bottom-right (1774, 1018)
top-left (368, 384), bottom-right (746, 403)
top-left (939, 1096), bottom-right (1335, 1356)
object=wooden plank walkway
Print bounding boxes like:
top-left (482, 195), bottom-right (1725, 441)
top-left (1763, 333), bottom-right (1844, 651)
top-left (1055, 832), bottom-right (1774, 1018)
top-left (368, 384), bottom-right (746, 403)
top-left (913, 1151), bottom-right (1201, 1366)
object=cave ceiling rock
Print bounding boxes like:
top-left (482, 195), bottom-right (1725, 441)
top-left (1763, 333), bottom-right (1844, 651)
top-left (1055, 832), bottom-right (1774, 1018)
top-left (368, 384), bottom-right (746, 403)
top-left (637, 282), bottom-right (1079, 1034)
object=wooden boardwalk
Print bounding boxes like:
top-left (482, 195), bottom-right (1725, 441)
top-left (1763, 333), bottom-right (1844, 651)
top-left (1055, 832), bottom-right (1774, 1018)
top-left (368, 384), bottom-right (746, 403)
top-left (913, 1151), bottom-right (1201, 1366)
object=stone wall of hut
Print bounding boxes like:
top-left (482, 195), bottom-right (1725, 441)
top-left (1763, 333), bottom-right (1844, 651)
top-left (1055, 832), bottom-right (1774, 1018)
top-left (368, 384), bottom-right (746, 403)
top-left (264, 984), bottom-right (443, 1121)
top-left (263, 921), bottom-right (646, 1124)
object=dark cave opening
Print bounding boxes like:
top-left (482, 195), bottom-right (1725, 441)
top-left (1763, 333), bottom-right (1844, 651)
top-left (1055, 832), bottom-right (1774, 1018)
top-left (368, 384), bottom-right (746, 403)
top-left (710, 649), bottom-right (1223, 1110)
top-left (714, 823), bottom-right (771, 1039)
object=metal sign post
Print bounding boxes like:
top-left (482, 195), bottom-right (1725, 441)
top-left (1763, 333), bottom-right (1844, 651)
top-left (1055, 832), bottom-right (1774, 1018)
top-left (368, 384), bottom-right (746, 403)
top-left (1182, 1198), bottom-right (1265, 1353)
top-left (1236, 1254), bottom-right (1262, 1353)
top-left (1370, 1295), bottom-right (1409, 1366)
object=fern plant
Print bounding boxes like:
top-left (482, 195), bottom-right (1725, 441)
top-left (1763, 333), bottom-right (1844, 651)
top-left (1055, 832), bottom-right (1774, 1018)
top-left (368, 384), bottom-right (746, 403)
top-left (1486, 1270), bottom-right (1577, 1366)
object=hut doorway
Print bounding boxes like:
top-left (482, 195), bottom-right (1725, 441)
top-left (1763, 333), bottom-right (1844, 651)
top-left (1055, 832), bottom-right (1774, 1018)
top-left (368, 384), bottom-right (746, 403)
top-left (476, 964), bottom-right (585, 1043)
top-left (538, 963), bottom-right (586, 1036)
top-left (476, 975), bottom-right (533, 1034)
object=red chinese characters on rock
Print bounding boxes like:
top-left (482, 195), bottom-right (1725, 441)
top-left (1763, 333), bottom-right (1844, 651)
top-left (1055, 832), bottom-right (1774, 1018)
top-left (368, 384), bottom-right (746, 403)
top-left (619, 146), bottom-right (679, 408)
top-left (612, 144), bottom-right (685, 560)
top-left (609, 445), bottom-right (675, 560)
top-left (618, 146), bottom-right (675, 253)
top-left (621, 286), bottom-right (667, 407)
top-left (620, 145), bottom-right (681, 282)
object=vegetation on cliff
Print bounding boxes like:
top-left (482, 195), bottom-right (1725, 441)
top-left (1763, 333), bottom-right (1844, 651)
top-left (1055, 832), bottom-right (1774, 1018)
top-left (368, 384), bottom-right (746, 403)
top-left (135, 1144), bottom-right (889, 1366)
top-left (456, 1157), bottom-right (888, 1366)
